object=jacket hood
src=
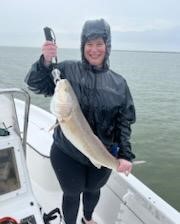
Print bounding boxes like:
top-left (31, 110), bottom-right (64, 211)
top-left (81, 18), bottom-right (111, 71)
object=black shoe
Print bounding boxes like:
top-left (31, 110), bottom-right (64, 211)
top-left (81, 217), bottom-right (86, 224)
top-left (81, 217), bottom-right (97, 224)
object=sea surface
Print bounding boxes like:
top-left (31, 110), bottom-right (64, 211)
top-left (0, 46), bottom-right (180, 211)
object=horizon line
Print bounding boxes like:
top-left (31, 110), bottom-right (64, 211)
top-left (0, 45), bottom-right (180, 54)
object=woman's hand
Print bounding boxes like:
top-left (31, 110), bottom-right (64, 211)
top-left (42, 41), bottom-right (57, 66)
top-left (117, 159), bottom-right (132, 176)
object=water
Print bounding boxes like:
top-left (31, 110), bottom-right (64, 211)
top-left (0, 46), bottom-right (180, 211)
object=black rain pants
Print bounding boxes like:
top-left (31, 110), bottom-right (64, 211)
top-left (50, 143), bottom-right (112, 224)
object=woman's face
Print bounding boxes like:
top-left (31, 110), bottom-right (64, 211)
top-left (84, 38), bottom-right (106, 67)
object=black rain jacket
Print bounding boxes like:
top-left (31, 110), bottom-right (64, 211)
top-left (25, 19), bottom-right (136, 165)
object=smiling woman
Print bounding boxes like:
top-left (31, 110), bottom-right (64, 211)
top-left (24, 18), bottom-right (136, 224)
top-left (84, 38), bottom-right (106, 67)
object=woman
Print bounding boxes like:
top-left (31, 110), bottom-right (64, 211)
top-left (25, 18), bottom-right (136, 224)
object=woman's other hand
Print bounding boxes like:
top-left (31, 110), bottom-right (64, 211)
top-left (117, 159), bottom-right (132, 176)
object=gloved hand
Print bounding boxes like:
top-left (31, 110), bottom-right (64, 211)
top-left (42, 41), bottom-right (57, 66)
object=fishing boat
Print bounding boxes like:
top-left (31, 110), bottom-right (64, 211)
top-left (0, 88), bottom-right (180, 224)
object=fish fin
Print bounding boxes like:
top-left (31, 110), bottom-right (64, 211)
top-left (91, 160), bottom-right (101, 169)
top-left (48, 122), bottom-right (59, 132)
top-left (133, 160), bottom-right (146, 165)
top-left (58, 115), bottom-right (64, 122)
top-left (62, 114), bottom-right (73, 122)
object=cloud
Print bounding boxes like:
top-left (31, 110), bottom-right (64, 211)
top-left (0, 0), bottom-right (180, 51)
top-left (112, 25), bottom-right (180, 51)
top-left (112, 19), bottom-right (178, 33)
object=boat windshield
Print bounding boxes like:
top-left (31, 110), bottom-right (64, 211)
top-left (0, 147), bottom-right (20, 195)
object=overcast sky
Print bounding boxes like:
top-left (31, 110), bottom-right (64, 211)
top-left (0, 0), bottom-right (180, 51)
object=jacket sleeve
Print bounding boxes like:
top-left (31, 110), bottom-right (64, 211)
top-left (24, 55), bottom-right (65, 97)
top-left (115, 81), bottom-right (136, 161)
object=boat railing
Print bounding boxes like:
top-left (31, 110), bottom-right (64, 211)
top-left (0, 88), bottom-right (30, 156)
